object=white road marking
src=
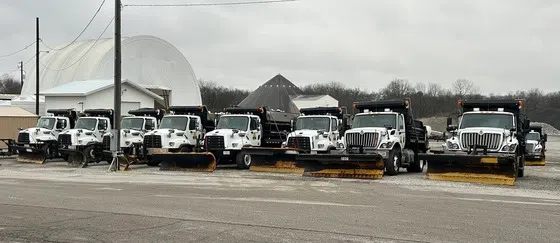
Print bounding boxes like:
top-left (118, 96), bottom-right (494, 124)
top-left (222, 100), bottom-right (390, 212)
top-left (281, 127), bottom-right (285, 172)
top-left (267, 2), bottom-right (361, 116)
top-left (153, 195), bottom-right (376, 208)
top-left (94, 187), bottom-right (122, 191)
top-left (8, 196), bottom-right (22, 200)
top-left (455, 197), bottom-right (560, 206)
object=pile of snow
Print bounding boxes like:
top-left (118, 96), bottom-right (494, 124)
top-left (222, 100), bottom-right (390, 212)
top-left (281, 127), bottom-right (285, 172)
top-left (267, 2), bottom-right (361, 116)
top-left (531, 122), bottom-right (560, 136)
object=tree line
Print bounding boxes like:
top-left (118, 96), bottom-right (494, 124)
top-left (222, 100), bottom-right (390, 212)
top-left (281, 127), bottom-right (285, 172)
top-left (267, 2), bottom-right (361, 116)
top-left (199, 79), bottom-right (560, 129)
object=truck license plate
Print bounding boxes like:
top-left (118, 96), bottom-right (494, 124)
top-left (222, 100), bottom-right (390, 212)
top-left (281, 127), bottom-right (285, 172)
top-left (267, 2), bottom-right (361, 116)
top-left (68, 145), bottom-right (76, 150)
top-left (223, 151), bottom-right (230, 155)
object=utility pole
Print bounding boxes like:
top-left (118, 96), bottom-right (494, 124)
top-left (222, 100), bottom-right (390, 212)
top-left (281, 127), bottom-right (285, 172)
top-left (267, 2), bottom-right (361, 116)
top-left (35, 17), bottom-right (40, 115)
top-left (19, 61), bottom-right (24, 89)
top-left (114, 0), bottom-right (122, 170)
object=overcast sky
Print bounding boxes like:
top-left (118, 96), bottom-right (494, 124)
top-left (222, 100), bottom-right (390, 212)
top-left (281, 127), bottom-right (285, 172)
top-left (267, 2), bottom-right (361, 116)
top-left (1, 0), bottom-right (558, 94)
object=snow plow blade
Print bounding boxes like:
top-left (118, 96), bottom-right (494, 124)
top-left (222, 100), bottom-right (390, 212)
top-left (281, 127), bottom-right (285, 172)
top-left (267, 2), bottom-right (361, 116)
top-left (297, 153), bottom-right (385, 179)
top-left (59, 148), bottom-right (88, 168)
top-left (525, 156), bottom-right (545, 166)
top-left (13, 146), bottom-right (46, 164)
top-left (244, 147), bottom-right (302, 174)
top-left (420, 152), bottom-right (517, 186)
top-left (153, 149), bottom-right (217, 172)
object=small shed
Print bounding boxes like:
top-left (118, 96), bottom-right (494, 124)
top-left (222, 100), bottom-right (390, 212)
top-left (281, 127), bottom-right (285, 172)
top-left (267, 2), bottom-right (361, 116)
top-left (40, 79), bottom-right (164, 113)
top-left (0, 107), bottom-right (38, 150)
top-left (291, 95), bottom-right (339, 109)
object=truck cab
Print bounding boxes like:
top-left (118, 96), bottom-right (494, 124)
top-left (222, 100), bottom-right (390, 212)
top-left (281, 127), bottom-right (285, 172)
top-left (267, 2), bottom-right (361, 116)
top-left (15, 109), bottom-right (78, 161)
top-left (204, 106), bottom-right (295, 169)
top-left (102, 108), bottom-right (164, 156)
top-left (443, 100), bottom-right (530, 176)
top-left (282, 107), bottom-right (347, 154)
top-left (524, 125), bottom-right (547, 165)
top-left (58, 109), bottom-right (113, 164)
top-left (343, 99), bottom-right (428, 175)
top-left (144, 106), bottom-right (214, 165)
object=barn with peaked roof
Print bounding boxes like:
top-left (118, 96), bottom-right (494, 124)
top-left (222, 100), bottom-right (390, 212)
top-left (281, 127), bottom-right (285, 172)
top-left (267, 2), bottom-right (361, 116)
top-left (238, 74), bottom-right (302, 113)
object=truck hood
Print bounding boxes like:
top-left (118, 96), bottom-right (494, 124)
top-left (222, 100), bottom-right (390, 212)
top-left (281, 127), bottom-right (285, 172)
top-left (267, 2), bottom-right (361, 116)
top-left (206, 129), bottom-right (236, 137)
top-left (19, 127), bottom-right (56, 143)
top-left (345, 127), bottom-right (387, 134)
top-left (289, 130), bottom-right (323, 138)
top-left (459, 127), bottom-right (510, 135)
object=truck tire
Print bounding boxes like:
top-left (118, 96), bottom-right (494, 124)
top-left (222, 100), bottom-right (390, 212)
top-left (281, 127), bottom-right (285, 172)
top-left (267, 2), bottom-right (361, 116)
top-left (236, 152), bottom-right (251, 170)
top-left (407, 152), bottom-right (424, 173)
top-left (83, 146), bottom-right (96, 163)
top-left (385, 148), bottom-right (400, 176)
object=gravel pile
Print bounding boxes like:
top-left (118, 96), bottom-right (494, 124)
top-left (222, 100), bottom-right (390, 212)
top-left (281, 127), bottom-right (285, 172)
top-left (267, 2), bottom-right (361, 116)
top-left (530, 122), bottom-right (560, 136)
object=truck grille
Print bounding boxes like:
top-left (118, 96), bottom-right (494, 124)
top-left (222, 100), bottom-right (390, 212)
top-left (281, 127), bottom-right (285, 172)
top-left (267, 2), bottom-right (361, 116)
top-left (18, 133), bottom-right (30, 144)
top-left (144, 135), bottom-right (162, 148)
top-left (58, 134), bottom-right (72, 146)
top-left (525, 143), bottom-right (535, 152)
top-left (345, 132), bottom-right (380, 148)
top-left (205, 136), bottom-right (224, 150)
top-left (460, 132), bottom-right (502, 151)
top-left (287, 137), bottom-right (311, 151)
top-left (103, 135), bottom-right (111, 150)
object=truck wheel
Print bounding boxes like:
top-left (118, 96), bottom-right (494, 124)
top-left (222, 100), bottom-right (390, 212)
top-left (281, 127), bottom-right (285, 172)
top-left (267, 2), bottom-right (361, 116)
top-left (84, 146), bottom-right (97, 163)
top-left (236, 152), bottom-right (251, 169)
top-left (385, 148), bottom-right (400, 176)
top-left (180, 146), bottom-right (192, 152)
top-left (407, 152), bottom-right (424, 173)
top-left (41, 144), bottom-right (52, 159)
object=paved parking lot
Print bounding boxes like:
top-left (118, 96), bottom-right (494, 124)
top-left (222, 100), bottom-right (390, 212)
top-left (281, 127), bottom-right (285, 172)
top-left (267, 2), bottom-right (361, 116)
top-left (1, 137), bottom-right (560, 242)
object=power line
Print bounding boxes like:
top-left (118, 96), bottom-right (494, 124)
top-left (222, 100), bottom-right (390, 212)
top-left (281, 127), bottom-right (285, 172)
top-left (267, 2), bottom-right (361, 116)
top-left (0, 41), bottom-right (36, 59)
top-left (123, 0), bottom-right (297, 7)
top-left (41, 0), bottom-right (106, 51)
top-left (40, 17), bottom-right (115, 72)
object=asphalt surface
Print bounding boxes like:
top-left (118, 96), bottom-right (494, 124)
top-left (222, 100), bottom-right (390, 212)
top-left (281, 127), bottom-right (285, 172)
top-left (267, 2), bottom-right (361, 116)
top-left (0, 137), bottom-right (560, 242)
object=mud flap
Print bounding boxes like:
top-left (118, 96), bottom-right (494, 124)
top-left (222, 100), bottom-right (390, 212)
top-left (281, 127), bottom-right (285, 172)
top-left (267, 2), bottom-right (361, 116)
top-left (420, 152), bottom-right (517, 186)
top-left (243, 147), bottom-right (303, 174)
top-left (297, 153), bottom-right (385, 179)
top-left (152, 149), bottom-right (217, 172)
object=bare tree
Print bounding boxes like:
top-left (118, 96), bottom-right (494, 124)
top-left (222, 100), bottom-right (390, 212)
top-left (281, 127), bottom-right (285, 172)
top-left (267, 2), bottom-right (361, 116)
top-left (452, 79), bottom-right (480, 99)
top-left (0, 74), bottom-right (22, 94)
top-left (381, 79), bottom-right (415, 99)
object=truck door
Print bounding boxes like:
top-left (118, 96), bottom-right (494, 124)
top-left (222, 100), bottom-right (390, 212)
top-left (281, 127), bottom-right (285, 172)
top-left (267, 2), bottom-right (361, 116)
top-left (249, 117), bottom-right (261, 146)
top-left (330, 118), bottom-right (339, 141)
top-left (97, 119), bottom-right (108, 138)
top-left (398, 114), bottom-right (406, 147)
top-left (54, 118), bottom-right (68, 137)
top-left (188, 117), bottom-right (199, 143)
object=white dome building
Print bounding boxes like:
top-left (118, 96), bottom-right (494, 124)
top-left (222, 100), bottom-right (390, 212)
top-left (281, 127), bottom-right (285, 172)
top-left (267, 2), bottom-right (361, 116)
top-left (22, 35), bottom-right (201, 107)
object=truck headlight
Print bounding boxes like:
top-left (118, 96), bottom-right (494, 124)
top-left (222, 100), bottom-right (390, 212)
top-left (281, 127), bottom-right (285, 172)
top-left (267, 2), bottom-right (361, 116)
top-left (446, 141), bottom-right (459, 150)
top-left (501, 144), bottom-right (517, 152)
top-left (380, 142), bottom-right (394, 149)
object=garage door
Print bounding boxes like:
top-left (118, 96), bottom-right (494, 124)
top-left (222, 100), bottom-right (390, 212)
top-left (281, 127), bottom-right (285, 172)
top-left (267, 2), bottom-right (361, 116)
top-left (121, 102), bottom-right (140, 113)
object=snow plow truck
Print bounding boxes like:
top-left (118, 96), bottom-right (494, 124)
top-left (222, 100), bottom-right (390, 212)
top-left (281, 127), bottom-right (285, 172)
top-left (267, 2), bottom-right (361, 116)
top-left (144, 106), bottom-right (217, 171)
top-left (418, 99), bottom-right (530, 186)
top-left (524, 125), bottom-right (547, 166)
top-left (13, 109), bottom-right (78, 163)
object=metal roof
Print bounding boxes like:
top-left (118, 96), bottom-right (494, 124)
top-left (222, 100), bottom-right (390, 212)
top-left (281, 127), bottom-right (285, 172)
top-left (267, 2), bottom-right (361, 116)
top-left (40, 79), bottom-right (163, 101)
top-left (238, 74), bottom-right (302, 113)
top-left (22, 35), bottom-right (200, 106)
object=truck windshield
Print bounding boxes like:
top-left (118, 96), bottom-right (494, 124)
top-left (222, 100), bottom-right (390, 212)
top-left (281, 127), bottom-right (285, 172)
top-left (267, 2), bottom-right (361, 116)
top-left (526, 132), bottom-right (540, 141)
top-left (460, 113), bottom-right (515, 129)
top-left (217, 116), bottom-right (249, 130)
top-left (160, 117), bottom-right (188, 130)
top-left (296, 117), bottom-right (330, 131)
top-left (36, 118), bottom-right (56, 129)
top-left (75, 118), bottom-right (97, 131)
top-left (352, 114), bottom-right (396, 129)
top-left (122, 118), bottom-right (144, 130)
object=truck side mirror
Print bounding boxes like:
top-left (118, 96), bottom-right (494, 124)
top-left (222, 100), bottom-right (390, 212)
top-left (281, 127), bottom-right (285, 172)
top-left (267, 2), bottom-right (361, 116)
top-left (446, 117), bottom-right (453, 127)
top-left (290, 119), bottom-right (295, 131)
top-left (145, 122), bottom-right (154, 131)
top-left (447, 125), bottom-right (458, 132)
top-left (543, 134), bottom-right (548, 142)
top-left (523, 119), bottom-right (531, 132)
top-left (56, 120), bottom-right (65, 129)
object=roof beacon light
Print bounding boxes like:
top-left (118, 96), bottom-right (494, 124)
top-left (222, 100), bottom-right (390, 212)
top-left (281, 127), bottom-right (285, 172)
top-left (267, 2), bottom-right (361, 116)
top-left (364, 109), bottom-right (370, 113)
top-left (473, 108), bottom-right (480, 111)
top-left (384, 108), bottom-right (391, 112)
top-left (498, 108), bottom-right (504, 112)
top-left (257, 107), bottom-right (264, 113)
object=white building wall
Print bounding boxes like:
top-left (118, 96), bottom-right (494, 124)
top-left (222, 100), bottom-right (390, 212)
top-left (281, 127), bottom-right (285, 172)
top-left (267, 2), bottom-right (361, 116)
top-left (45, 96), bottom-right (85, 112)
top-left (293, 96), bottom-right (339, 109)
top-left (45, 84), bottom-right (157, 112)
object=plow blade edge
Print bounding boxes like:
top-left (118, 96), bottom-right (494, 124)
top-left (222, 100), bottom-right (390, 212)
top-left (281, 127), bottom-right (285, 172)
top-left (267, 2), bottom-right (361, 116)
top-left (420, 153), bottom-right (517, 186)
top-left (244, 147), bottom-right (302, 174)
top-left (153, 150), bottom-right (217, 172)
top-left (13, 146), bottom-right (46, 164)
top-left (297, 154), bottom-right (385, 179)
top-left (525, 156), bottom-right (545, 166)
